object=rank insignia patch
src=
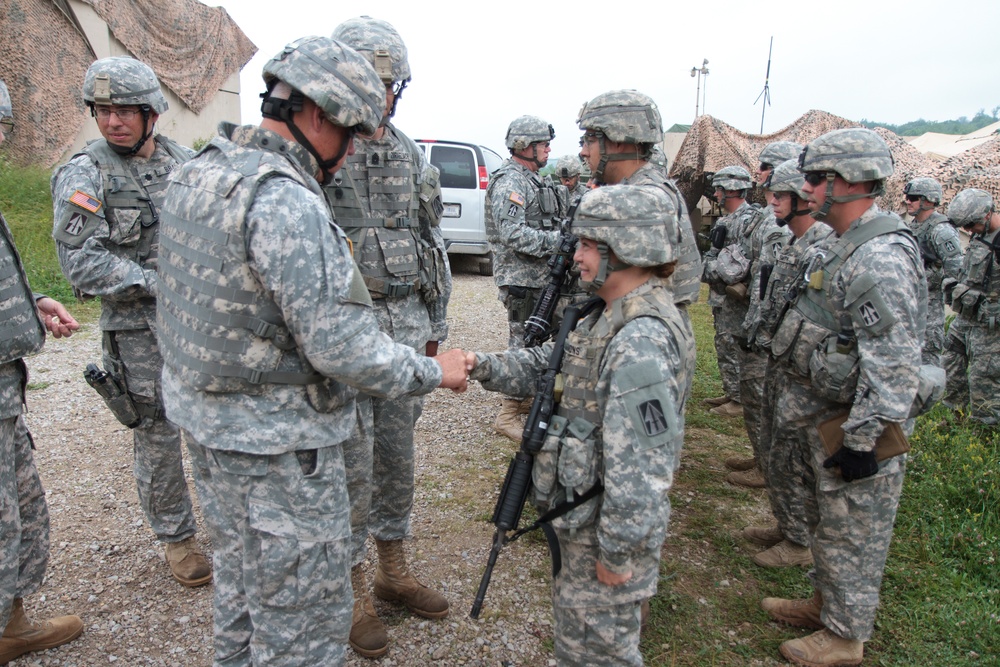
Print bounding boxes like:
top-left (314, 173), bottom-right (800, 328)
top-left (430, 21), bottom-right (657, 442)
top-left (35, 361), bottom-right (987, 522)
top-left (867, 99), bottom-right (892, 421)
top-left (69, 190), bottom-right (102, 213)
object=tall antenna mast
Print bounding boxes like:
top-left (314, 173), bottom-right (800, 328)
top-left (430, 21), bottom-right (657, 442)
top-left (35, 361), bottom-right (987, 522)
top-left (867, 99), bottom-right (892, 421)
top-left (754, 37), bottom-right (773, 134)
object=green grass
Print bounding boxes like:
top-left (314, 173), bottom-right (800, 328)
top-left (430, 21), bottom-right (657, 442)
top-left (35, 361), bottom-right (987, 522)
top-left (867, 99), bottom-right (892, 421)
top-left (0, 156), bottom-right (100, 320)
top-left (639, 291), bottom-right (999, 666)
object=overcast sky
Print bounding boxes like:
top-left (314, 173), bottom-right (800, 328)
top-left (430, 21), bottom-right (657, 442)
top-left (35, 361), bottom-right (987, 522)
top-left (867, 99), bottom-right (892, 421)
top-left (211, 0), bottom-right (1000, 161)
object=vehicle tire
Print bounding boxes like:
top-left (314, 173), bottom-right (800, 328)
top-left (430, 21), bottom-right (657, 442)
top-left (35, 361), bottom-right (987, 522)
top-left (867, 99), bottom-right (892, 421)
top-left (478, 253), bottom-right (494, 276)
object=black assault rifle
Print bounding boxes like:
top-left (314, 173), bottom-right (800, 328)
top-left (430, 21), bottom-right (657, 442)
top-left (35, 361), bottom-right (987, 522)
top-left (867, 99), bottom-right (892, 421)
top-left (470, 296), bottom-right (604, 619)
top-left (522, 201), bottom-right (580, 348)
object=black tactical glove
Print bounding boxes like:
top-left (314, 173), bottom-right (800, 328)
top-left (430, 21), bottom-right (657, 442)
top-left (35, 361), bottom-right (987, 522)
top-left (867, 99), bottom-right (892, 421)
top-left (823, 446), bottom-right (879, 482)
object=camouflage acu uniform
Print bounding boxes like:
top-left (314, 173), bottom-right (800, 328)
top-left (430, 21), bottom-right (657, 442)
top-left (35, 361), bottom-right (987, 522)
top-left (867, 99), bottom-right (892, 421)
top-left (909, 212), bottom-right (963, 365)
top-left (943, 225), bottom-right (1000, 424)
top-left (621, 161), bottom-right (702, 403)
top-left (485, 159), bottom-right (562, 349)
top-left (769, 204), bottom-right (925, 640)
top-left (323, 122), bottom-right (451, 559)
top-left (157, 123), bottom-right (445, 665)
top-left (50, 136), bottom-right (199, 545)
top-left (0, 208), bottom-right (50, 630)
top-left (473, 281), bottom-right (690, 666)
top-left (757, 223), bottom-right (833, 547)
top-left (701, 202), bottom-right (769, 402)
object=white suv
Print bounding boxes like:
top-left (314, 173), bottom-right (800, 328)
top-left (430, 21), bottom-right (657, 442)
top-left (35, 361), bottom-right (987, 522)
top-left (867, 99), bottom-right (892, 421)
top-left (416, 139), bottom-right (504, 275)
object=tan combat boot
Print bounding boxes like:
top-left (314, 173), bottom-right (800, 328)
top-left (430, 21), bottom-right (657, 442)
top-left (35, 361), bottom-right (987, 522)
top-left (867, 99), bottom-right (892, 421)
top-left (754, 539), bottom-right (814, 568)
top-left (741, 524), bottom-right (783, 547)
top-left (517, 397), bottom-right (533, 415)
top-left (724, 455), bottom-right (757, 471)
top-left (0, 598), bottom-right (84, 663)
top-left (710, 400), bottom-right (744, 418)
top-left (780, 628), bottom-right (863, 666)
top-left (702, 395), bottom-right (731, 407)
top-left (761, 589), bottom-right (824, 629)
top-left (494, 399), bottom-right (524, 442)
top-left (165, 536), bottom-right (212, 587)
top-left (373, 539), bottom-right (449, 619)
top-left (727, 465), bottom-right (766, 488)
top-left (350, 565), bottom-right (388, 658)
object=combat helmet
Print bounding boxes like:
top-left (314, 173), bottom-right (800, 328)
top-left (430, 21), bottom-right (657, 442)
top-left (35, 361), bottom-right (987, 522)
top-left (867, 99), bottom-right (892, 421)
top-left (947, 188), bottom-right (994, 229)
top-left (712, 165), bottom-right (753, 193)
top-left (505, 115), bottom-right (554, 169)
top-left (574, 184), bottom-right (677, 290)
top-left (759, 141), bottom-right (802, 169)
top-left (764, 159), bottom-right (810, 225)
top-left (555, 155), bottom-right (582, 179)
top-left (332, 16), bottom-right (410, 121)
top-left (261, 36), bottom-right (385, 181)
top-left (0, 80), bottom-right (11, 120)
top-left (83, 57), bottom-right (169, 156)
top-left (798, 128), bottom-right (894, 219)
top-left (577, 89), bottom-right (662, 182)
top-left (903, 177), bottom-right (943, 206)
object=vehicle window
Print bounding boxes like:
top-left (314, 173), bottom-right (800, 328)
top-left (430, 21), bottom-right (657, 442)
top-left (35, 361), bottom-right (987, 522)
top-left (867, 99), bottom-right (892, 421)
top-left (429, 145), bottom-right (476, 189)
top-left (482, 146), bottom-right (504, 175)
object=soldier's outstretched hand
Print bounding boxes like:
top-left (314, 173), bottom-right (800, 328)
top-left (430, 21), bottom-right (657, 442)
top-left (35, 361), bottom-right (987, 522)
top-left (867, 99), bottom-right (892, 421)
top-left (36, 297), bottom-right (80, 339)
top-left (434, 348), bottom-right (471, 393)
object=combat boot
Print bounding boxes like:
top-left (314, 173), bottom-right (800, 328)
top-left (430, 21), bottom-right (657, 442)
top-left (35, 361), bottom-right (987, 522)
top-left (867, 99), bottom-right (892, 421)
top-left (727, 465), bottom-right (766, 488)
top-left (373, 539), bottom-right (449, 619)
top-left (350, 565), bottom-right (388, 658)
top-left (754, 539), bottom-right (814, 568)
top-left (165, 536), bottom-right (212, 587)
top-left (710, 400), bottom-right (744, 418)
top-left (761, 589), bottom-right (824, 629)
top-left (724, 455), bottom-right (757, 471)
top-left (517, 397), bottom-right (533, 415)
top-left (494, 399), bottom-right (524, 442)
top-left (741, 524), bottom-right (783, 547)
top-left (0, 598), bottom-right (84, 663)
top-left (780, 628), bottom-right (863, 666)
top-left (702, 395), bottom-right (731, 407)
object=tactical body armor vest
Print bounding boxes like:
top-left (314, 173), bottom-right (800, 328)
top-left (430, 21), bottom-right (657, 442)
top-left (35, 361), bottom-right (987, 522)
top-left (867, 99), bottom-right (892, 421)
top-left (81, 137), bottom-right (189, 270)
top-left (771, 216), bottom-right (910, 403)
top-left (325, 127), bottom-right (423, 299)
top-left (912, 212), bottom-right (958, 292)
top-left (156, 133), bottom-right (352, 413)
top-left (0, 213), bottom-right (44, 365)
top-left (952, 227), bottom-right (1000, 325)
top-left (534, 285), bottom-right (684, 531)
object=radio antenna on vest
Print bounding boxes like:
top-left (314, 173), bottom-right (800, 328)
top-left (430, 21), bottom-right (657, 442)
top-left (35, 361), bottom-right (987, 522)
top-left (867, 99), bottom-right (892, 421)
top-left (754, 37), bottom-right (773, 134)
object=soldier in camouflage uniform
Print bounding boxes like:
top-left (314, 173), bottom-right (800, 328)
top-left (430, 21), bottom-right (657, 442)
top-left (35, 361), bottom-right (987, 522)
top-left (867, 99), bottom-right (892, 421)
top-left (50, 57), bottom-right (211, 588)
top-left (942, 188), bottom-right (1000, 425)
top-left (761, 129), bottom-right (925, 667)
top-left (155, 37), bottom-right (470, 666)
top-left (743, 159), bottom-right (832, 568)
top-left (701, 166), bottom-right (770, 420)
top-left (577, 89), bottom-right (702, 406)
top-left (902, 177), bottom-right (963, 365)
top-left (485, 115), bottom-right (563, 440)
top-left (0, 79), bottom-right (84, 665)
top-left (555, 154), bottom-right (588, 205)
top-left (325, 16), bottom-right (452, 658)
top-left (470, 185), bottom-right (690, 666)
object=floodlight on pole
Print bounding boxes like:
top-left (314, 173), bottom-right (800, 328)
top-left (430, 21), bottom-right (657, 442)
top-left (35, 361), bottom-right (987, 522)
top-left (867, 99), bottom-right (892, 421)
top-left (691, 58), bottom-right (709, 119)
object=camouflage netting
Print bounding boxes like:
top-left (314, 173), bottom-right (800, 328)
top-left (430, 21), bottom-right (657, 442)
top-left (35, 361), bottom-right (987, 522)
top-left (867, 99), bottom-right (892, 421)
top-left (0, 0), bottom-right (256, 167)
top-left (669, 110), bottom-right (1000, 215)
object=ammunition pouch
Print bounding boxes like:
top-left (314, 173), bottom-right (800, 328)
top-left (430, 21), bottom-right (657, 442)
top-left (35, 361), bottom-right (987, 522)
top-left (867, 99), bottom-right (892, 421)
top-left (710, 222), bottom-right (727, 250)
top-left (808, 336), bottom-right (861, 405)
top-left (978, 298), bottom-right (1000, 331)
top-left (908, 364), bottom-right (946, 418)
top-left (505, 285), bottom-right (538, 324)
top-left (951, 284), bottom-right (982, 319)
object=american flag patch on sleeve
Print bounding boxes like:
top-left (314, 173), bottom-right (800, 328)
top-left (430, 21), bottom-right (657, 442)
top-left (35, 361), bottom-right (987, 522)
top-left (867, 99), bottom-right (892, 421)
top-left (508, 192), bottom-right (525, 207)
top-left (68, 190), bottom-right (102, 213)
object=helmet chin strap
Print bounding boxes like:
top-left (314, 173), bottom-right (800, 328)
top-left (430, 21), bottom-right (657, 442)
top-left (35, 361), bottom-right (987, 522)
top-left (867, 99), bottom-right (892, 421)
top-left (519, 142), bottom-right (548, 170)
top-left (382, 80), bottom-right (407, 125)
top-left (583, 242), bottom-right (627, 293)
top-left (812, 173), bottom-right (883, 220)
top-left (100, 105), bottom-right (154, 157)
top-left (779, 194), bottom-right (811, 226)
top-left (592, 135), bottom-right (645, 182)
top-left (261, 87), bottom-right (351, 185)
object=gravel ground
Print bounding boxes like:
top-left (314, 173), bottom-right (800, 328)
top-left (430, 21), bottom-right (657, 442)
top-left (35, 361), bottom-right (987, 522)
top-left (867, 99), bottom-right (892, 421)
top-left (18, 268), bottom-right (558, 666)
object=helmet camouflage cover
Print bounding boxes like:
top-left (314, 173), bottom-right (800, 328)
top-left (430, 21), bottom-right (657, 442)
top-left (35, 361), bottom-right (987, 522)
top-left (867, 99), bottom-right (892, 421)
top-left (555, 155), bottom-right (582, 178)
top-left (759, 141), bottom-right (803, 166)
top-left (712, 165), bottom-right (753, 191)
top-left (764, 159), bottom-right (808, 199)
top-left (577, 89), bottom-right (663, 144)
top-left (263, 36), bottom-right (385, 136)
top-left (83, 57), bottom-right (169, 114)
top-left (505, 115), bottom-right (554, 150)
top-left (331, 16), bottom-right (411, 84)
top-left (903, 177), bottom-right (943, 204)
top-left (574, 184), bottom-right (676, 267)
top-left (798, 128), bottom-right (894, 183)
top-left (947, 188), bottom-right (994, 226)
top-left (0, 80), bottom-right (11, 119)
